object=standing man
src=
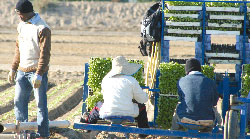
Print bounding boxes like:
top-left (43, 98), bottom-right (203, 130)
top-left (170, 58), bottom-right (219, 139)
top-left (8, 0), bottom-right (51, 138)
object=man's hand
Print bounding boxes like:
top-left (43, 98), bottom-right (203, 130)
top-left (7, 70), bottom-right (16, 84)
top-left (32, 74), bottom-right (42, 88)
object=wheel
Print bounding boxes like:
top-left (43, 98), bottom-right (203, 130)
top-left (224, 110), bottom-right (239, 139)
top-left (224, 111), bottom-right (229, 139)
top-left (228, 110), bottom-right (239, 139)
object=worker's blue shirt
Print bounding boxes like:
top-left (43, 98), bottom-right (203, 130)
top-left (176, 71), bottom-right (219, 121)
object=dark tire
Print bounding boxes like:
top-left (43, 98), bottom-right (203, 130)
top-left (224, 110), bottom-right (239, 139)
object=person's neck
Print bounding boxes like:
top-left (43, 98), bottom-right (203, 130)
top-left (25, 12), bottom-right (36, 22)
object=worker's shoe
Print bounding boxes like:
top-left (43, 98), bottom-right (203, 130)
top-left (37, 137), bottom-right (49, 139)
top-left (138, 134), bottom-right (148, 138)
top-left (80, 112), bottom-right (90, 123)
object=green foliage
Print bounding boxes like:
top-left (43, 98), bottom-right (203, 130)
top-left (201, 65), bottom-right (215, 80)
top-left (165, 1), bottom-right (240, 7)
top-left (157, 62), bottom-right (215, 128)
top-left (85, 91), bottom-right (103, 110)
top-left (159, 62), bottom-right (185, 95)
top-left (156, 96), bottom-right (178, 129)
top-left (88, 57), bottom-right (112, 92)
top-left (241, 64), bottom-right (250, 97)
top-left (128, 59), bottom-right (145, 86)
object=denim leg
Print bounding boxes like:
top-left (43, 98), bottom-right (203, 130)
top-left (32, 72), bottom-right (49, 137)
top-left (14, 71), bottom-right (33, 122)
top-left (169, 104), bottom-right (183, 139)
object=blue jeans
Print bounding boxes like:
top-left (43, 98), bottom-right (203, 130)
top-left (14, 70), bottom-right (49, 137)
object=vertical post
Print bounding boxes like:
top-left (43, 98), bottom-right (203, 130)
top-left (82, 63), bottom-right (89, 114)
top-left (243, 2), bottom-right (247, 65)
top-left (222, 76), bottom-right (230, 121)
top-left (240, 105), bottom-right (247, 137)
top-left (161, 0), bottom-right (168, 63)
top-left (201, 2), bottom-right (206, 65)
top-left (153, 70), bottom-right (160, 126)
top-left (162, 41), bottom-right (170, 63)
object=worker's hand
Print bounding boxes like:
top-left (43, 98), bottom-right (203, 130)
top-left (7, 70), bottom-right (16, 84)
top-left (32, 74), bottom-right (42, 88)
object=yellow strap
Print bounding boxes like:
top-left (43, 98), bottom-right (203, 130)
top-left (145, 42), bottom-right (161, 96)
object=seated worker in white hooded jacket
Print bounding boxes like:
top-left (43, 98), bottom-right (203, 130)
top-left (99, 56), bottom-right (149, 137)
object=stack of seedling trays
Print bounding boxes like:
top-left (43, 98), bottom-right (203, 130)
top-left (164, 1), bottom-right (250, 42)
top-left (165, 3), bottom-right (202, 42)
top-left (206, 43), bottom-right (241, 64)
top-left (169, 58), bottom-right (188, 64)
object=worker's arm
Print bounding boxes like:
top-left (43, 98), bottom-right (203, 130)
top-left (133, 79), bottom-right (148, 104)
top-left (11, 39), bottom-right (20, 71)
top-left (36, 27), bottom-right (51, 76)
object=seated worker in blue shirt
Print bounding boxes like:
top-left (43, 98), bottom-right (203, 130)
top-left (170, 58), bottom-right (219, 139)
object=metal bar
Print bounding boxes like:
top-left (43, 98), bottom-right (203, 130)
top-left (243, 3), bottom-right (247, 64)
top-left (222, 77), bottom-right (230, 121)
top-left (82, 63), bottom-right (89, 114)
top-left (166, 21), bottom-right (200, 26)
top-left (167, 6), bottom-right (202, 11)
top-left (206, 7), bottom-right (240, 12)
top-left (208, 23), bottom-right (242, 28)
top-left (73, 123), bottom-right (223, 138)
top-left (153, 70), bottom-right (161, 126)
top-left (201, 2), bottom-right (206, 65)
top-left (205, 53), bottom-right (239, 58)
top-left (209, 15), bottom-right (244, 20)
top-left (240, 105), bottom-right (247, 137)
top-left (235, 98), bottom-right (250, 103)
top-left (1, 121), bottom-right (70, 133)
top-left (161, 0), bottom-right (165, 63)
top-left (165, 13), bottom-right (199, 18)
top-left (167, 29), bottom-right (202, 34)
top-left (164, 36), bottom-right (198, 42)
top-left (206, 30), bottom-right (240, 35)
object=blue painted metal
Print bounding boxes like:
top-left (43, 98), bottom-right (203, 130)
top-left (222, 77), bottom-right (230, 122)
top-left (162, 41), bottom-right (170, 63)
top-left (243, 3), bottom-right (247, 65)
top-left (153, 70), bottom-right (161, 126)
top-left (240, 105), bottom-right (247, 138)
top-left (82, 63), bottom-right (89, 114)
top-left (161, 0), bottom-right (166, 63)
top-left (73, 123), bottom-right (224, 138)
top-left (201, 2), bottom-right (206, 65)
top-left (235, 98), bottom-right (250, 103)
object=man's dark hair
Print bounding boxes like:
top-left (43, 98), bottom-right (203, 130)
top-left (185, 58), bottom-right (201, 74)
top-left (16, 0), bottom-right (33, 13)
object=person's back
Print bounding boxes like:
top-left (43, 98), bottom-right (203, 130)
top-left (99, 56), bottom-right (149, 138)
top-left (100, 74), bottom-right (148, 118)
top-left (177, 72), bottom-right (218, 121)
top-left (170, 58), bottom-right (219, 139)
